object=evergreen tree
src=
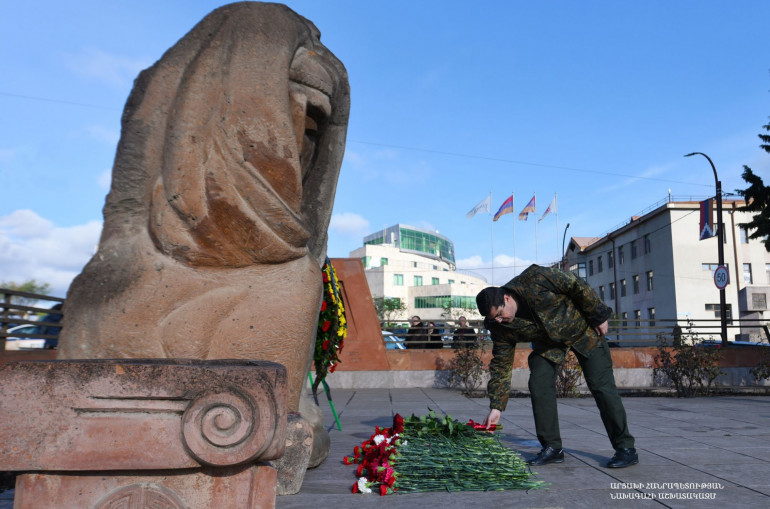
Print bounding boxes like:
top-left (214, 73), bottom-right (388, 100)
top-left (736, 117), bottom-right (770, 251)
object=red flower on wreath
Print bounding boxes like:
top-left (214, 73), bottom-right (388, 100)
top-left (322, 340), bottom-right (330, 351)
top-left (322, 320), bottom-right (331, 332)
top-left (321, 300), bottom-right (327, 311)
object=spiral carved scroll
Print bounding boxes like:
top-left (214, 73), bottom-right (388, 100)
top-left (182, 386), bottom-right (276, 466)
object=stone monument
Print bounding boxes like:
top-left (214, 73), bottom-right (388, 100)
top-left (55, 0), bottom-right (349, 495)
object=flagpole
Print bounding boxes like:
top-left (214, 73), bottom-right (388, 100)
top-left (534, 192), bottom-right (538, 264)
top-left (512, 192), bottom-right (516, 278)
top-left (554, 192), bottom-right (558, 265)
top-left (489, 191), bottom-right (494, 284)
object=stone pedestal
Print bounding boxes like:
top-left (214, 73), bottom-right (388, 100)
top-left (0, 359), bottom-right (287, 508)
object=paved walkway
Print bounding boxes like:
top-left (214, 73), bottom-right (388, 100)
top-left (2, 389), bottom-right (769, 508)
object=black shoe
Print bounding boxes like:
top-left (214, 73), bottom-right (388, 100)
top-left (527, 446), bottom-right (564, 466)
top-left (606, 448), bottom-right (638, 468)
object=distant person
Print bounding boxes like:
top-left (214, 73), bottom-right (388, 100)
top-left (452, 316), bottom-right (477, 348)
top-left (405, 316), bottom-right (429, 349)
top-left (427, 322), bottom-right (444, 349)
top-left (475, 264), bottom-right (637, 469)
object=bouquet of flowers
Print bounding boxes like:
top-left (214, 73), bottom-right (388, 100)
top-left (344, 410), bottom-right (544, 495)
top-left (313, 259), bottom-right (347, 398)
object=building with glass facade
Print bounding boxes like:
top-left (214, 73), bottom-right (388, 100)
top-left (351, 224), bottom-right (487, 323)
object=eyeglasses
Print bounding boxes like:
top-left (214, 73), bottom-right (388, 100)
top-left (491, 305), bottom-right (505, 323)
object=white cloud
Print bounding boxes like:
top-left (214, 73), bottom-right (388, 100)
top-left (329, 212), bottom-right (370, 237)
top-left (98, 168), bottom-right (113, 190)
top-left (86, 125), bottom-right (120, 146)
top-left (0, 210), bottom-right (101, 297)
top-left (63, 47), bottom-right (150, 88)
top-left (0, 209), bottom-right (53, 238)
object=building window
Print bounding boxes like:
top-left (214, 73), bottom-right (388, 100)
top-left (433, 265), bottom-right (438, 270)
top-left (609, 282), bottom-right (616, 299)
top-left (634, 309), bottom-right (641, 327)
top-left (569, 263), bottom-right (587, 279)
top-left (631, 240), bottom-right (637, 260)
top-left (362, 256), bottom-right (371, 269)
top-left (597, 255), bottom-right (603, 273)
top-left (743, 263), bottom-right (753, 284)
top-left (448, 279), bottom-right (455, 284)
top-left (633, 275), bottom-right (639, 294)
top-left (648, 307), bottom-right (656, 327)
top-left (608, 250), bottom-right (614, 269)
top-left (621, 312), bottom-right (628, 327)
top-left (740, 226), bottom-right (749, 244)
top-left (431, 277), bottom-right (440, 285)
top-left (646, 271), bottom-right (653, 291)
top-left (618, 245), bottom-right (625, 265)
top-left (413, 261), bottom-right (418, 268)
top-left (644, 234), bottom-right (651, 254)
top-left (752, 293), bottom-right (767, 310)
top-left (702, 263), bottom-right (729, 276)
top-left (415, 295), bottom-right (476, 309)
top-left (589, 260), bottom-right (594, 276)
top-left (414, 275), bottom-right (423, 286)
top-left (380, 257), bottom-right (388, 266)
top-left (393, 274), bottom-right (404, 286)
top-left (620, 279), bottom-right (626, 297)
top-left (599, 286), bottom-right (605, 300)
top-left (705, 303), bottom-right (733, 324)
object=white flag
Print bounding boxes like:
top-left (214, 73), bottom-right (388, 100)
top-left (466, 195), bottom-right (492, 218)
top-left (538, 195), bottom-right (557, 222)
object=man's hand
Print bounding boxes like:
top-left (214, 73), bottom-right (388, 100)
top-left (594, 320), bottom-right (609, 337)
top-left (482, 409), bottom-right (501, 431)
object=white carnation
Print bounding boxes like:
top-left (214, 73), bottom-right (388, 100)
top-left (357, 477), bottom-right (372, 494)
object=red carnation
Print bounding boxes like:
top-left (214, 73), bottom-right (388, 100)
top-left (322, 320), bottom-right (331, 332)
top-left (322, 340), bottom-right (330, 351)
top-left (351, 483), bottom-right (358, 493)
top-left (380, 484), bottom-right (388, 496)
top-left (321, 300), bottom-right (327, 311)
top-left (393, 414), bottom-right (405, 434)
top-left (323, 271), bottom-right (329, 283)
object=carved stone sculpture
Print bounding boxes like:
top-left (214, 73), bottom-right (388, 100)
top-left (1, 359), bottom-right (286, 508)
top-left (57, 1), bottom-right (349, 421)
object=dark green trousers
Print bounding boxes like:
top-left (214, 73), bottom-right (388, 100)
top-left (527, 340), bottom-right (635, 450)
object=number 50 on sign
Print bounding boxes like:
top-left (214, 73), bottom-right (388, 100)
top-left (713, 265), bottom-right (729, 290)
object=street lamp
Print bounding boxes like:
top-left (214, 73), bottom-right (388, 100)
top-left (684, 152), bottom-right (728, 345)
top-left (561, 223), bottom-right (570, 270)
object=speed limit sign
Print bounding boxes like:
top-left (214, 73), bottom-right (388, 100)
top-left (714, 265), bottom-right (729, 289)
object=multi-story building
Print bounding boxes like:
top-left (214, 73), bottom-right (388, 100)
top-left (563, 197), bottom-right (770, 342)
top-left (349, 224), bottom-right (487, 322)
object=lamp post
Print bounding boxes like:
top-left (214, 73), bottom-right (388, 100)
top-left (685, 152), bottom-right (728, 345)
top-left (561, 223), bottom-right (570, 270)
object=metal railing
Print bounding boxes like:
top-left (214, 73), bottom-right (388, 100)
top-left (380, 317), bottom-right (770, 349)
top-left (1, 288), bottom-right (64, 351)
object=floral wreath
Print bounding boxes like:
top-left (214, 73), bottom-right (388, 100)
top-left (313, 258), bottom-right (347, 397)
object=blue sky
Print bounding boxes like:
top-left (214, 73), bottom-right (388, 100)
top-left (1, 0), bottom-right (769, 297)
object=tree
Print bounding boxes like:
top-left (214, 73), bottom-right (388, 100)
top-left (0, 279), bottom-right (52, 307)
top-left (373, 297), bottom-right (406, 325)
top-left (736, 117), bottom-right (770, 251)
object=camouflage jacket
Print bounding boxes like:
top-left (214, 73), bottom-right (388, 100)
top-left (486, 264), bottom-right (611, 410)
